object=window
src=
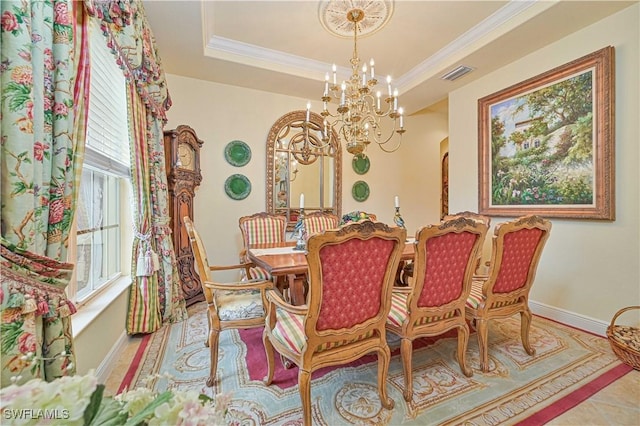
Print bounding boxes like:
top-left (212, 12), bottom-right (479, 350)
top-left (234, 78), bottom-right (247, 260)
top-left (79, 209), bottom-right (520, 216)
top-left (69, 19), bottom-right (131, 303)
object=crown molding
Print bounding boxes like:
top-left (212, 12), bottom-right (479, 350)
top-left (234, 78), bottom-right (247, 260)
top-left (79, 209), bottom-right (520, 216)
top-left (203, 1), bottom-right (556, 92)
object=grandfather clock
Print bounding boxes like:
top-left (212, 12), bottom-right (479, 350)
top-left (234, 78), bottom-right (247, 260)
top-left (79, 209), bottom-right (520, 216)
top-left (164, 125), bottom-right (204, 306)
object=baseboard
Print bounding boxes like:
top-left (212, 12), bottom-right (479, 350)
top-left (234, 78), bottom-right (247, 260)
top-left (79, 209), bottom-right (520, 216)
top-left (530, 300), bottom-right (609, 337)
top-left (95, 331), bottom-right (130, 384)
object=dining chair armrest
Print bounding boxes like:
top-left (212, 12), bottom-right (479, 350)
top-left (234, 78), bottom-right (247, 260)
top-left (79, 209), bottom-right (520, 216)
top-left (210, 262), bottom-right (255, 271)
top-left (266, 288), bottom-right (308, 315)
top-left (203, 279), bottom-right (273, 292)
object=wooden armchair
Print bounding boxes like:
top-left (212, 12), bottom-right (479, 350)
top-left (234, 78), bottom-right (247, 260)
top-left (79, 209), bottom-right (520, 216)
top-left (386, 217), bottom-right (488, 401)
top-left (238, 212), bottom-right (287, 280)
top-left (302, 211), bottom-right (339, 236)
top-left (184, 217), bottom-right (273, 387)
top-left (443, 211), bottom-right (491, 274)
top-left (465, 215), bottom-right (552, 372)
top-left (262, 221), bottom-right (406, 426)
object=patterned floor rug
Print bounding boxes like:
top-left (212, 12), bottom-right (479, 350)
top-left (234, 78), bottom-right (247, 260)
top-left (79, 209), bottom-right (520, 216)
top-left (122, 302), bottom-right (632, 425)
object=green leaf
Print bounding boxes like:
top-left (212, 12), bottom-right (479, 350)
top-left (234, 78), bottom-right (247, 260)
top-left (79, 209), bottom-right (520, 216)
top-left (83, 384), bottom-right (105, 425)
top-left (123, 391), bottom-right (173, 426)
top-left (86, 395), bottom-right (129, 426)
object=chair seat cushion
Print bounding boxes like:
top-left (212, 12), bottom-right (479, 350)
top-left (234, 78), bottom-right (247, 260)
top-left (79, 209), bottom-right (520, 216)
top-left (249, 266), bottom-right (271, 281)
top-left (387, 292), bottom-right (456, 328)
top-left (465, 280), bottom-right (522, 310)
top-left (217, 289), bottom-right (264, 321)
top-left (466, 280), bottom-right (485, 309)
top-left (271, 308), bottom-right (372, 354)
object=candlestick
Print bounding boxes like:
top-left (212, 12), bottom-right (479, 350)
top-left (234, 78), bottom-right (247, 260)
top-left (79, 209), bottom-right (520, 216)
top-left (387, 75), bottom-right (392, 97)
top-left (332, 64), bottom-right (337, 85)
top-left (306, 102), bottom-right (311, 122)
top-left (300, 193), bottom-right (305, 209)
top-left (395, 195), bottom-right (399, 208)
top-left (370, 58), bottom-right (375, 79)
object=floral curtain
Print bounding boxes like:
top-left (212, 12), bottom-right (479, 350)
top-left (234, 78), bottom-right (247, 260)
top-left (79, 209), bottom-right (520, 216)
top-left (84, 0), bottom-right (187, 333)
top-left (0, 0), bottom-right (90, 386)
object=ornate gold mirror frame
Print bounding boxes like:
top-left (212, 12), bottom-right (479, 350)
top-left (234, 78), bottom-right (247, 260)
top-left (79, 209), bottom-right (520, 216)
top-left (266, 110), bottom-right (342, 231)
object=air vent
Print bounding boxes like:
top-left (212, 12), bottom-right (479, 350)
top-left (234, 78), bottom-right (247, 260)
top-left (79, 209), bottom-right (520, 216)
top-left (440, 65), bottom-right (475, 81)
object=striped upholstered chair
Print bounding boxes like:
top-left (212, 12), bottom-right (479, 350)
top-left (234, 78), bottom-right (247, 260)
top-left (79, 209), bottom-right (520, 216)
top-left (465, 215), bottom-right (551, 372)
top-left (386, 217), bottom-right (488, 401)
top-left (263, 221), bottom-right (406, 426)
top-left (238, 212), bottom-right (287, 281)
top-left (302, 211), bottom-right (339, 236)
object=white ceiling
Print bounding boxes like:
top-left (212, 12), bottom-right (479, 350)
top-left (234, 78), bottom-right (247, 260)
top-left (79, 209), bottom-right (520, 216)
top-left (142, 1), bottom-right (634, 115)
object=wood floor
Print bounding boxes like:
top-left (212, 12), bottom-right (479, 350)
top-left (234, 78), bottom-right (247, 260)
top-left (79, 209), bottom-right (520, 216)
top-left (105, 335), bottom-right (640, 425)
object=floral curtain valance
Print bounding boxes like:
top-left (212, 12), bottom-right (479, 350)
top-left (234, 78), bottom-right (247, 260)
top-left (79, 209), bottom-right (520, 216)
top-left (83, 0), bottom-right (171, 120)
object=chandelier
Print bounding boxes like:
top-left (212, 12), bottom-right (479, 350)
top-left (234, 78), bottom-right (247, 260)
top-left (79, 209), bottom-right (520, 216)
top-left (315, 6), bottom-right (405, 157)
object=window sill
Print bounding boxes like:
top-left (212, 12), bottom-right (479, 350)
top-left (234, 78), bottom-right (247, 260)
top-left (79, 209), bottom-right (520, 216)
top-left (71, 276), bottom-right (130, 337)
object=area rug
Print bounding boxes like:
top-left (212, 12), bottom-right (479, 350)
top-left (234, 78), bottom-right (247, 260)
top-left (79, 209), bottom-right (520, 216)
top-left (121, 302), bottom-right (632, 425)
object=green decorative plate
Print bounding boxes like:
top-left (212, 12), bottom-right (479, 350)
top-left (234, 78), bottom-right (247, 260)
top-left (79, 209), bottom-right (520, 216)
top-left (352, 180), bottom-right (370, 202)
top-left (352, 154), bottom-right (370, 175)
top-left (224, 140), bottom-right (251, 167)
top-left (224, 174), bottom-right (251, 200)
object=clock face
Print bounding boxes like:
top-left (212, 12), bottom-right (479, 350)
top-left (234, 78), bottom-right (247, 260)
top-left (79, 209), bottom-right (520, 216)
top-left (177, 143), bottom-right (195, 171)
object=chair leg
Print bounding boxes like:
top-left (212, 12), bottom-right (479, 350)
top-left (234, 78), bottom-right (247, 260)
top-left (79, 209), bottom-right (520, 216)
top-left (262, 331), bottom-right (275, 386)
top-left (456, 323), bottom-right (473, 377)
top-left (476, 318), bottom-right (490, 373)
top-left (206, 327), bottom-right (220, 387)
top-left (400, 338), bottom-right (414, 402)
top-left (299, 368), bottom-right (312, 426)
top-left (204, 315), bottom-right (211, 347)
top-left (520, 308), bottom-right (536, 356)
top-left (377, 343), bottom-right (395, 410)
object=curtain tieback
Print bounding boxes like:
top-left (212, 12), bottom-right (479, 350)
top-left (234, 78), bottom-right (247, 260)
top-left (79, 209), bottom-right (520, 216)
top-left (132, 226), bottom-right (159, 277)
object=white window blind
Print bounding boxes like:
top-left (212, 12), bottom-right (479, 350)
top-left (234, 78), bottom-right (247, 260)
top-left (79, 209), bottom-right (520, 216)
top-left (86, 19), bottom-right (130, 177)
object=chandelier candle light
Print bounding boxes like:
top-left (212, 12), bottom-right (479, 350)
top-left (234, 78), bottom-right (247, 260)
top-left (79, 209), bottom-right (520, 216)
top-left (312, 6), bottom-right (405, 157)
top-left (294, 193), bottom-right (307, 251)
top-left (393, 195), bottom-right (406, 229)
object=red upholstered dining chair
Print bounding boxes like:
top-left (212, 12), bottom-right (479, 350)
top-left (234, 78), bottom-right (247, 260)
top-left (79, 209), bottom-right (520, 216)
top-left (386, 217), bottom-right (488, 401)
top-left (443, 211), bottom-right (492, 274)
top-left (302, 211), bottom-right (339, 236)
top-left (262, 220), bottom-right (406, 426)
top-left (184, 217), bottom-right (273, 387)
top-left (465, 215), bottom-right (551, 372)
top-left (238, 212), bottom-right (287, 280)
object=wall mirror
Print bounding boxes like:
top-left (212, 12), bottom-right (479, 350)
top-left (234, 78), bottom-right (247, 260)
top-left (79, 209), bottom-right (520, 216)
top-left (266, 110), bottom-right (342, 231)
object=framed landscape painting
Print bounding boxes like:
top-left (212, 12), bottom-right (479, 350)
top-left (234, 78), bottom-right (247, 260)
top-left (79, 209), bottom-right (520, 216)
top-left (478, 46), bottom-right (615, 220)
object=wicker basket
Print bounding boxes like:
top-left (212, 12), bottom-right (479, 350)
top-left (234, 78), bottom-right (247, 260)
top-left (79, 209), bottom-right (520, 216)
top-left (606, 306), bottom-right (640, 370)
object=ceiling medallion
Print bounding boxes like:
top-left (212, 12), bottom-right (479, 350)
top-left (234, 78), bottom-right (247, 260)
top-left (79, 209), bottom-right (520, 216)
top-left (319, 0), bottom-right (394, 38)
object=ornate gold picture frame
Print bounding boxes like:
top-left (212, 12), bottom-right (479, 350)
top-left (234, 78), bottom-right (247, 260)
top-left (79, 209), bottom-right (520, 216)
top-left (478, 46), bottom-right (615, 220)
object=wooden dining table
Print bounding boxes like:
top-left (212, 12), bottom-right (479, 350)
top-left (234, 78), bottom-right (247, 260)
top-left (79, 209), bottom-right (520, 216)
top-left (248, 239), bottom-right (415, 305)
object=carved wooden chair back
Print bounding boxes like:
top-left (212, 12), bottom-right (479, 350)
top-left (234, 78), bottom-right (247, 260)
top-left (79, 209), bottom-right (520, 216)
top-left (444, 211), bottom-right (491, 273)
top-left (184, 217), bottom-right (272, 387)
top-left (262, 221), bottom-right (406, 425)
top-left (465, 214), bottom-right (552, 372)
top-left (387, 217), bottom-right (488, 401)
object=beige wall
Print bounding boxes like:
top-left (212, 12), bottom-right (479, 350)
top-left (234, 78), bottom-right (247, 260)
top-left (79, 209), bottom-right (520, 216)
top-left (449, 4), bottom-right (639, 325)
top-left (164, 76), bottom-right (446, 276)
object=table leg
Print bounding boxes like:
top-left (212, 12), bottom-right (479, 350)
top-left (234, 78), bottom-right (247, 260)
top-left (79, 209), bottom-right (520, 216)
top-left (288, 274), bottom-right (306, 306)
